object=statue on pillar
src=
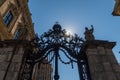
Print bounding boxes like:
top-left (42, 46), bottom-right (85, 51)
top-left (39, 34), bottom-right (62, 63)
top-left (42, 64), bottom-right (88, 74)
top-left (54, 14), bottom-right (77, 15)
top-left (84, 25), bottom-right (95, 41)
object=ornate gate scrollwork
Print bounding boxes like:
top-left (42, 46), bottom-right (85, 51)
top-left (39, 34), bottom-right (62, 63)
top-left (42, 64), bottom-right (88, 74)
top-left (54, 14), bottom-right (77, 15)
top-left (21, 23), bottom-right (91, 80)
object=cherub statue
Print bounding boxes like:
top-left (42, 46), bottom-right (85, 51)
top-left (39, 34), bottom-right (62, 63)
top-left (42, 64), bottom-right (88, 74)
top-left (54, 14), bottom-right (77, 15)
top-left (84, 25), bottom-right (95, 41)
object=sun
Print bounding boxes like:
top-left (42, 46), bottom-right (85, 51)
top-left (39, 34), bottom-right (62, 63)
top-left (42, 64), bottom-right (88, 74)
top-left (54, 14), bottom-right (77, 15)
top-left (65, 29), bottom-right (73, 36)
top-left (66, 30), bottom-right (71, 36)
top-left (64, 24), bottom-right (75, 36)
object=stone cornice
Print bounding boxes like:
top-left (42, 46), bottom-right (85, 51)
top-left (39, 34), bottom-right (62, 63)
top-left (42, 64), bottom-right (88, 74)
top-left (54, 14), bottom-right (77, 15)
top-left (81, 40), bottom-right (116, 51)
top-left (0, 39), bottom-right (29, 47)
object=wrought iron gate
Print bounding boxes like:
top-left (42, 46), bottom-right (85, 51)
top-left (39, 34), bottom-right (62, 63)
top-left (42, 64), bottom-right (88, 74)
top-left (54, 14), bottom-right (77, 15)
top-left (20, 23), bottom-right (91, 80)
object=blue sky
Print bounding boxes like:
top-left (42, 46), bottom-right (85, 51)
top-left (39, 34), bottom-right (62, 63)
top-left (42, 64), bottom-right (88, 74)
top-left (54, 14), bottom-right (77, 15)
top-left (28, 0), bottom-right (120, 80)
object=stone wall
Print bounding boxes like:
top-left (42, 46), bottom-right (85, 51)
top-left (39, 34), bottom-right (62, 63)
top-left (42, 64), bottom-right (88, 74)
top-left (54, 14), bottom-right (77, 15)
top-left (0, 40), bottom-right (26, 80)
top-left (82, 40), bottom-right (120, 80)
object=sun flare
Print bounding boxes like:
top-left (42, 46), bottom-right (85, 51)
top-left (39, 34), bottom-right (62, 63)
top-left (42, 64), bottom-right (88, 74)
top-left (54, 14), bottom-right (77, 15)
top-left (66, 30), bottom-right (71, 36)
top-left (65, 29), bottom-right (74, 36)
top-left (64, 24), bottom-right (76, 36)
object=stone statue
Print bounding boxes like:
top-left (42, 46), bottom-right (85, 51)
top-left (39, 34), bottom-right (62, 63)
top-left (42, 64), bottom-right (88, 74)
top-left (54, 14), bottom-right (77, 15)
top-left (84, 25), bottom-right (95, 41)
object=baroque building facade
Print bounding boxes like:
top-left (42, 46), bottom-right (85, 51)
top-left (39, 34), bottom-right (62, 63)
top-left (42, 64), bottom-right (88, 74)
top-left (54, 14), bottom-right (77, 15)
top-left (0, 0), bottom-right (52, 80)
top-left (112, 0), bottom-right (120, 16)
top-left (0, 0), bottom-right (35, 40)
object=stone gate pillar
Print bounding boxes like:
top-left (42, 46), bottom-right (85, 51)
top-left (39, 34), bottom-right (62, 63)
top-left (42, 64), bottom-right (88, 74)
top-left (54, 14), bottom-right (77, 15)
top-left (0, 40), bottom-right (27, 80)
top-left (81, 40), bottom-right (120, 80)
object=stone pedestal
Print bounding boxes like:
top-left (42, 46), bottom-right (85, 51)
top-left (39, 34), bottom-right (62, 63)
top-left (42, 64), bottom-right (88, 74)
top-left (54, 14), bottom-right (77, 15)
top-left (81, 40), bottom-right (120, 80)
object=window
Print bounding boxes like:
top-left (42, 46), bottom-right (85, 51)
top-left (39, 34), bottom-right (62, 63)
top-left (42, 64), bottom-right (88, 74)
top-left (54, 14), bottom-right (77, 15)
top-left (3, 11), bottom-right (13, 27)
top-left (14, 30), bottom-right (19, 39)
